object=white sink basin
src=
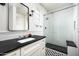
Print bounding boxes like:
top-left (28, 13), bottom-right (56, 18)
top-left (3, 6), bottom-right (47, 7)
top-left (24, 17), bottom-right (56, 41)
top-left (17, 38), bottom-right (35, 43)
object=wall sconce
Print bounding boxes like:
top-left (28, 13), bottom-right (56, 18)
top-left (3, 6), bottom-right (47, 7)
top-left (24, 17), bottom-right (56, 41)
top-left (0, 3), bottom-right (6, 6)
top-left (29, 10), bottom-right (34, 16)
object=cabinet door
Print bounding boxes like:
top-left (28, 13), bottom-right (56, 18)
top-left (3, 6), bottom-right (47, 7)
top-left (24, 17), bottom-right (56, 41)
top-left (23, 43), bottom-right (41, 56)
top-left (31, 46), bottom-right (45, 56)
top-left (4, 49), bottom-right (20, 56)
top-left (40, 47), bottom-right (45, 56)
top-left (40, 38), bottom-right (45, 56)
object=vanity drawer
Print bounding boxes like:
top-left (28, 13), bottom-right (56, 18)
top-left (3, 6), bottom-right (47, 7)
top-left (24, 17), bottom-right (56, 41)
top-left (23, 43), bottom-right (41, 56)
top-left (31, 46), bottom-right (45, 56)
top-left (31, 48), bottom-right (42, 56)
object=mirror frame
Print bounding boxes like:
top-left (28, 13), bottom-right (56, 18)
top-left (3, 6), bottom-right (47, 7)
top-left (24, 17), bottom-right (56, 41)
top-left (8, 3), bottom-right (29, 31)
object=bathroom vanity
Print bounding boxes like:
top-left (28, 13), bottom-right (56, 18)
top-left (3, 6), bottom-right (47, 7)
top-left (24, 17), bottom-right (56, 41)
top-left (0, 35), bottom-right (46, 56)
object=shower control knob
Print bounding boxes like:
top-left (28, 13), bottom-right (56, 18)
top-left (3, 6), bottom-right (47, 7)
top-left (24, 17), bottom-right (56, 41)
top-left (45, 27), bottom-right (47, 29)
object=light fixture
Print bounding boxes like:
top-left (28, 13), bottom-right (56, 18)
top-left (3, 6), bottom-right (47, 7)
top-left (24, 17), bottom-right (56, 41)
top-left (0, 3), bottom-right (6, 6)
top-left (29, 10), bottom-right (34, 16)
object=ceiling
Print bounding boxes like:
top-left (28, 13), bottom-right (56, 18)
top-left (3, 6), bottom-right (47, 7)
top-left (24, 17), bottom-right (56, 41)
top-left (40, 3), bottom-right (73, 11)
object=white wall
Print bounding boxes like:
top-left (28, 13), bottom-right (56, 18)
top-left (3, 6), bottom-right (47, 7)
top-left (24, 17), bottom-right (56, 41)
top-left (0, 3), bottom-right (47, 41)
top-left (25, 3), bottom-right (47, 35)
top-left (0, 4), bottom-right (8, 32)
top-left (75, 4), bottom-right (79, 56)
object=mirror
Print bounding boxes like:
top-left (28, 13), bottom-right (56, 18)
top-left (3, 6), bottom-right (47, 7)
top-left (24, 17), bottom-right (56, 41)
top-left (9, 3), bottom-right (29, 31)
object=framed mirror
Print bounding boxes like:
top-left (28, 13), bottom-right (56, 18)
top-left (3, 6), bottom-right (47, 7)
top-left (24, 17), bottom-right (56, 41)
top-left (8, 3), bottom-right (29, 31)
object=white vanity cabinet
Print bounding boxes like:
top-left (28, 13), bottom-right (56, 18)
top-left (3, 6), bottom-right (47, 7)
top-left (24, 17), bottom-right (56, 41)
top-left (20, 38), bottom-right (45, 56)
top-left (5, 49), bottom-right (20, 56)
top-left (4, 38), bottom-right (45, 56)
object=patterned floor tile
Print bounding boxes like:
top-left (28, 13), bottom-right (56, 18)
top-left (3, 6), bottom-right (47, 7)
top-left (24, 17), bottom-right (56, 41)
top-left (45, 48), bottom-right (67, 56)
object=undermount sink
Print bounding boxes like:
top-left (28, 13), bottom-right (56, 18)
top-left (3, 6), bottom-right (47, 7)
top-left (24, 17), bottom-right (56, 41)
top-left (17, 38), bottom-right (35, 43)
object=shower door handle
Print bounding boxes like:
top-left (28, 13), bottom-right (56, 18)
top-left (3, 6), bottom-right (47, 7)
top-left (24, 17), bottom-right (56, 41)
top-left (74, 21), bottom-right (76, 30)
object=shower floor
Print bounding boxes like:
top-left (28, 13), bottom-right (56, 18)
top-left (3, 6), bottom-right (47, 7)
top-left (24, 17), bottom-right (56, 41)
top-left (45, 43), bottom-right (67, 56)
top-left (45, 48), bottom-right (67, 56)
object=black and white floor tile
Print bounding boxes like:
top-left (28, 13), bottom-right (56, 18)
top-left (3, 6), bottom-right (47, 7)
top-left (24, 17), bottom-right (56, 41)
top-left (45, 48), bottom-right (67, 56)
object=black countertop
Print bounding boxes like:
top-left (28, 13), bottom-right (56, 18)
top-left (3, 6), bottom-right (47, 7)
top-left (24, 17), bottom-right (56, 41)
top-left (0, 35), bottom-right (46, 56)
top-left (66, 40), bottom-right (77, 48)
